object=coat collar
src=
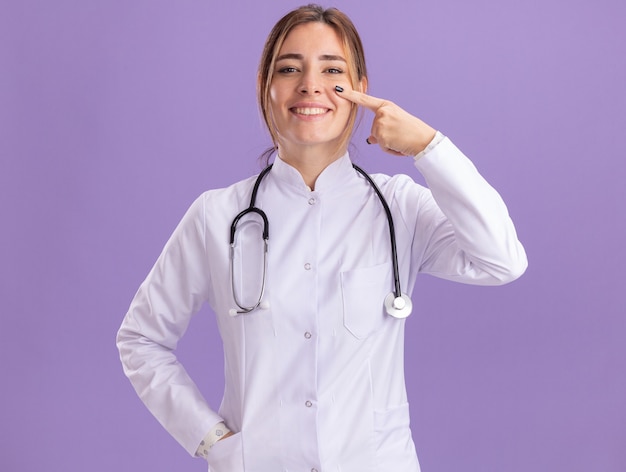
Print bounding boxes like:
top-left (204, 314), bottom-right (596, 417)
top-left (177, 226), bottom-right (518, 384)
top-left (270, 152), bottom-right (356, 193)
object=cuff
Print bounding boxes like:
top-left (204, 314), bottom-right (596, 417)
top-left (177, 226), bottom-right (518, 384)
top-left (413, 130), bottom-right (445, 161)
top-left (195, 422), bottom-right (232, 460)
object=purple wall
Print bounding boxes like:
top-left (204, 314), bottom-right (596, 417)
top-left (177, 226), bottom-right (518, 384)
top-left (2, 1), bottom-right (624, 471)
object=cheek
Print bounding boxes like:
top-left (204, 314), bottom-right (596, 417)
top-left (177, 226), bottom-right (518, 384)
top-left (269, 86), bottom-right (278, 109)
top-left (269, 79), bottom-right (288, 106)
top-left (328, 75), bottom-right (351, 90)
top-left (336, 100), bottom-right (354, 119)
top-left (268, 86), bottom-right (284, 122)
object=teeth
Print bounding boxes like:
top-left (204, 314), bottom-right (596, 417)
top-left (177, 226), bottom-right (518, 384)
top-left (293, 107), bottom-right (328, 115)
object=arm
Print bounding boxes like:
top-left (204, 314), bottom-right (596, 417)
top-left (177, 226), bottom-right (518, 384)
top-left (336, 87), bottom-right (527, 284)
top-left (411, 134), bottom-right (527, 284)
top-left (116, 194), bottom-right (223, 455)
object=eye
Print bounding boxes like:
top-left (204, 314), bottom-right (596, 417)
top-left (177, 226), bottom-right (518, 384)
top-left (278, 66), bottom-right (299, 74)
top-left (326, 67), bottom-right (344, 74)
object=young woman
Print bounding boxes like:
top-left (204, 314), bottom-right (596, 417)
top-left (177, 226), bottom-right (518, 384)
top-left (117, 5), bottom-right (527, 471)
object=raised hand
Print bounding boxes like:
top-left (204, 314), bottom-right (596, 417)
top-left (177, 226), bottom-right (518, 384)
top-left (335, 86), bottom-right (436, 157)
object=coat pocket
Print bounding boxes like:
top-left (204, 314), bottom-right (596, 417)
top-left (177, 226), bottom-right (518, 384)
top-left (207, 432), bottom-right (244, 472)
top-left (340, 262), bottom-right (392, 339)
top-left (374, 403), bottom-right (420, 471)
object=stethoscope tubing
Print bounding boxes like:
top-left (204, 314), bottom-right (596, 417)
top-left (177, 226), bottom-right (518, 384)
top-left (229, 165), bottom-right (272, 314)
top-left (351, 164), bottom-right (402, 301)
top-left (229, 164), bottom-right (273, 245)
top-left (229, 162), bottom-right (410, 317)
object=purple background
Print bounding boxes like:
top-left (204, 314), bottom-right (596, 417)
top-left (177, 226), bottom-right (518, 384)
top-left (2, 1), bottom-right (625, 471)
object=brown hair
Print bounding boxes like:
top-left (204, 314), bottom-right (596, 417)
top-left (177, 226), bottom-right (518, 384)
top-left (257, 4), bottom-right (368, 156)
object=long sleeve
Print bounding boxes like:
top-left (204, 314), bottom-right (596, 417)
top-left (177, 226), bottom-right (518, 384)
top-left (116, 194), bottom-right (223, 455)
top-left (409, 136), bottom-right (527, 284)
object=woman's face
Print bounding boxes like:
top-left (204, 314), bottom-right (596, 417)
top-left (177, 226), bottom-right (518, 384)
top-left (269, 22), bottom-right (357, 154)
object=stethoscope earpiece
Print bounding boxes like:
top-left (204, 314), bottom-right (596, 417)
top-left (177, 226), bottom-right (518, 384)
top-left (384, 292), bottom-right (413, 319)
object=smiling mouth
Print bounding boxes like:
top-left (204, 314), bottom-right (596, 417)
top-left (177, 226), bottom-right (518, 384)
top-left (291, 107), bottom-right (330, 116)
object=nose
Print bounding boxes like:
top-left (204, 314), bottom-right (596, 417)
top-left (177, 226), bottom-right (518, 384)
top-left (298, 70), bottom-right (321, 95)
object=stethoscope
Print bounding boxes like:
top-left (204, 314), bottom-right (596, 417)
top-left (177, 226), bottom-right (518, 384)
top-left (229, 164), bottom-right (413, 319)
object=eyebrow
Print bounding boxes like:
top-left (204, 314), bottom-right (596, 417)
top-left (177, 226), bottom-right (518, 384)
top-left (276, 53), bottom-right (346, 62)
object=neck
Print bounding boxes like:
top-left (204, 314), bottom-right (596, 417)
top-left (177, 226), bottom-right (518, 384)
top-left (277, 142), bottom-right (346, 190)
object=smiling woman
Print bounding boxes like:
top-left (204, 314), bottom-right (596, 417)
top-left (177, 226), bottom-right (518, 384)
top-left (257, 6), bottom-right (367, 177)
top-left (116, 4), bottom-right (528, 472)
top-left (268, 22), bottom-right (358, 184)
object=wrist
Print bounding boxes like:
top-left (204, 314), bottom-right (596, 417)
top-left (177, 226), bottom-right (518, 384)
top-left (412, 126), bottom-right (437, 155)
top-left (414, 130), bottom-right (445, 160)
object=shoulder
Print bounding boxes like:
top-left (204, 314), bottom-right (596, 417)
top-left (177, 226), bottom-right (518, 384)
top-left (172, 175), bottom-right (261, 230)
top-left (196, 174), bottom-right (260, 208)
top-left (367, 171), bottom-right (439, 232)
top-left (370, 171), bottom-right (431, 202)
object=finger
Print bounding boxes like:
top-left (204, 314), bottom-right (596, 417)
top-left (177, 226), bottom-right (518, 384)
top-left (335, 86), bottom-right (385, 111)
top-left (365, 135), bottom-right (378, 145)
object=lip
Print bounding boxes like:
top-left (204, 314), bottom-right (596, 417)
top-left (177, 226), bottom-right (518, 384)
top-left (289, 101), bottom-right (332, 120)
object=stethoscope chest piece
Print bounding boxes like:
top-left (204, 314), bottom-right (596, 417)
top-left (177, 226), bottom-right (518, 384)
top-left (384, 292), bottom-right (413, 319)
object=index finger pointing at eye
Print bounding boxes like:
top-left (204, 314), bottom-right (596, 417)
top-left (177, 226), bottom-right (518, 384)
top-left (335, 86), bottom-right (385, 111)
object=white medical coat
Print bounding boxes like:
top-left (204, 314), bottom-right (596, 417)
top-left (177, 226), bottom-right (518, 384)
top-left (117, 137), bottom-right (527, 471)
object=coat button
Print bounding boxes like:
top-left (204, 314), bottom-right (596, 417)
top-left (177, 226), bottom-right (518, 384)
top-left (304, 263), bottom-right (311, 270)
top-left (308, 197), bottom-right (316, 205)
top-left (305, 400), bottom-right (313, 407)
top-left (304, 332), bottom-right (312, 339)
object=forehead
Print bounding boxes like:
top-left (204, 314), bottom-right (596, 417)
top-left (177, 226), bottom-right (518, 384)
top-left (278, 22), bottom-right (344, 56)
